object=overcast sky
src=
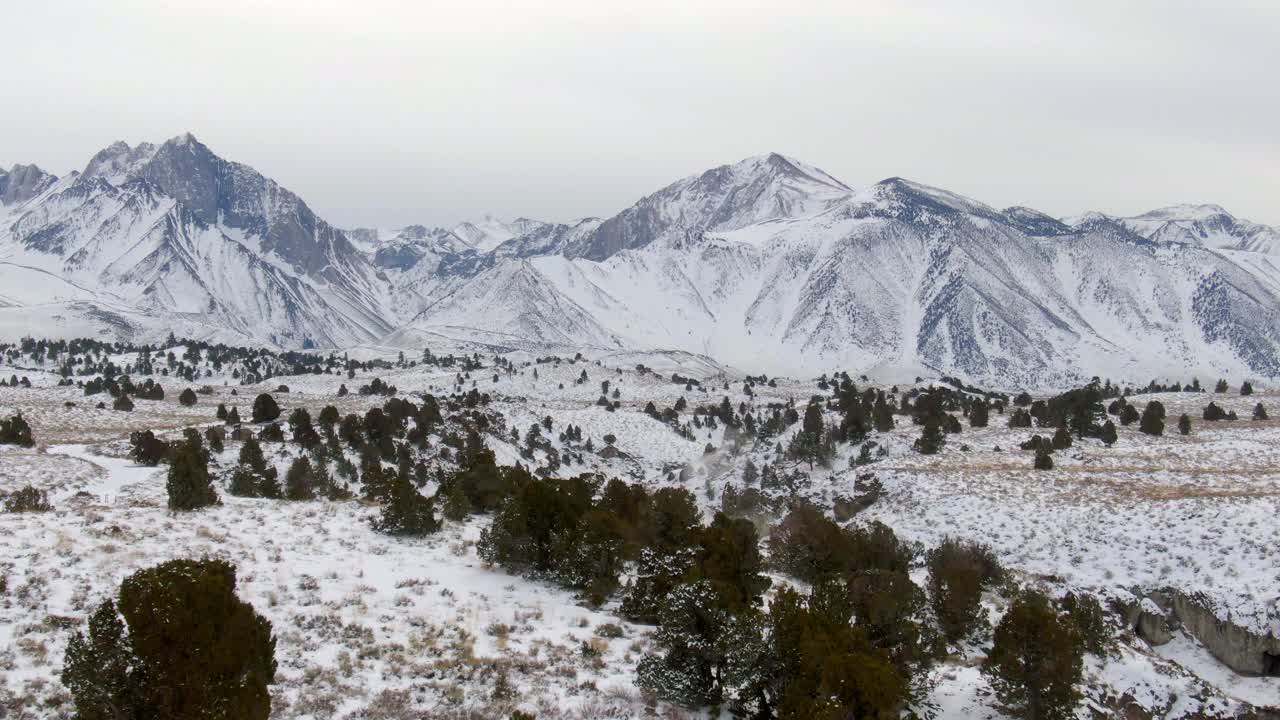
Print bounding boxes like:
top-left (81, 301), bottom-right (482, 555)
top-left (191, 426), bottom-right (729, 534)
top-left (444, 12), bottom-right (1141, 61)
top-left (2, 0), bottom-right (1277, 228)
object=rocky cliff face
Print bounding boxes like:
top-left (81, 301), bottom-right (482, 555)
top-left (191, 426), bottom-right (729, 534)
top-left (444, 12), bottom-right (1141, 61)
top-left (0, 164), bottom-right (57, 207)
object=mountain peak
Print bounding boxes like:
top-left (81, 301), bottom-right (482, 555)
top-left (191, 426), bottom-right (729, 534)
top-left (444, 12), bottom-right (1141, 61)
top-left (82, 140), bottom-right (160, 184)
top-left (0, 163), bottom-right (57, 206)
top-left (1135, 203), bottom-right (1232, 222)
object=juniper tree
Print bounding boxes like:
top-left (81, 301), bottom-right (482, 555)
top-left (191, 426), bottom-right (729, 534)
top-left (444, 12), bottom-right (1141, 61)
top-left (0, 413), bottom-right (34, 447)
top-left (167, 436), bottom-right (218, 511)
top-left (129, 430), bottom-right (169, 466)
top-left (1033, 446), bottom-right (1054, 470)
top-left (969, 401), bottom-right (989, 428)
top-left (1178, 413), bottom-right (1192, 435)
top-left (284, 456), bottom-right (316, 501)
top-left (1253, 403), bottom-right (1268, 421)
top-left (1099, 420), bottom-right (1117, 447)
top-left (983, 591), bottom-right (1084, 720)
top-left (927, 539), bottom-right (1004, 643)
top-left (373, 476), bottom-right (440, 535)
top-left (251, 393), bottom-right (280, 423)
top-left (913, 417), bottom-right (945, 455)
top-left (1139, 401), bottom-right (1165, 436)
top-left (62, 560), bottom-right (276, 720)
top-left (178, 388), bottom-right (198, 406)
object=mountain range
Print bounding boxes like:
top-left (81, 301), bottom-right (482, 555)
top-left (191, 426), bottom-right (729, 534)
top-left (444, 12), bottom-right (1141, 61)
top-left (4, 135), bottom-right (1280, 386)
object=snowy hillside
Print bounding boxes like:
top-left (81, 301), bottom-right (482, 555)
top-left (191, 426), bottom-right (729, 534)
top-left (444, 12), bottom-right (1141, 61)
top-left (4, 137), bottom-right (1280, 386)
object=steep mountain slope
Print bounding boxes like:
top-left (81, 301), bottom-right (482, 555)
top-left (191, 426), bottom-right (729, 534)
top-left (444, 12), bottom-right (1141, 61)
top-left (0, 164), bottom-right (57, 207)
top-left (562, 153), bottom-right (852, 261)
top-left (4, 138), bottom-right (1280, 386)
top-left (1068, 205), bottom-right (1280, 256)
top-left (0, 134), bottom-right (396, 348)
top-left (400, 171), bottom-right (1280, 385)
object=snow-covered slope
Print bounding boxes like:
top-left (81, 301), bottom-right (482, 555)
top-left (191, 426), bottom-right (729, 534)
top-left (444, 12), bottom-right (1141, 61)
top-left (400, 171), bottom-right (1280, 385)
top-left (0, 134), bottom-right (397, 348)
top-left (5, 138), bottom-right (1280, 386)
top-left (1069, 204), bottom-right (1280, 256)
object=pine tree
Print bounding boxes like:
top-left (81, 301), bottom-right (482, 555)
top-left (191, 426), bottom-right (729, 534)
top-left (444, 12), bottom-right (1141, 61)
top-left (970, 401), bottom-right (989, 428)
top-left (62, 560), bottom-right (275, 720)
top-left (178, 388), bottom-right (198, 406)
top-left (216, 403), bottom-right (228, 420)
top-left (1050, 427), bottom-right (1072, 450)
top-left (287, 407), bottom-right (321, 449)
top-left (913, 417), bottom-right (945, 455)
top-left (225, 406), bottom-right (241, 425)
top-left (228, 466), bottom-right (260, 497)
top-left (113, 394), bottom-right (134, 412)
top-left (60, 601), bottom-right (134, 720)
top-left (983, 591), bottom-right (1083, 720)
top-left (440, 480), bottom-right (472, 521)
top-left (128, 430), bottom-right (169, 466)
top-left (251, 393), bottom-right (280, 423)
top-left (1241, 380), bottom-right (1254, 396)
top-left (1099, 420), bottom-right (1117, 447)
top-left (1253, 403), bottom-right (1268, 421)
top-left (1033, 446), bottom-right (1054, 470)
top-left (0, 413), bottom-right (35, 447)
top-left (1177, 414), bottom-right (1192, 435)
top-left (374, 476), bottom-right (440, 535)
top-left (167, 436), bottom-right (218, 511)
top-left (284, 456), bottom-right (316, 501)
top-left (1215, 379), bottom-right (1229, 393)
top-left (872, 395), bottom-right (895, 433)
top-left (1139, 401), bottom-right (1165, 436)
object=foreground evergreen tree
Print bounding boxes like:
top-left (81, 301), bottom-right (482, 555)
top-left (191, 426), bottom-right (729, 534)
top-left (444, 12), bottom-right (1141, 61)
top-left (1050, 427), bottom-right (1072, 450)
top-left (1098, 420), bottom-right (1117, 447)
top-left (61, 601), bottom-right (133, 720)
top-left (928, 539), bottom-right (1004, 643)
top-left (913, 417), bottom-right (945, 455)
top-left (167, 436), bottom-right (218, 511)
top-left (1139, 401), bottom-right (1165, 436)
top-left (636, 579), bottom-right (764, 709)
top-left (1253, 403), bottom-right (1268, 421)
top-left (969, 401), bottom-right (989, 428)
top-left (1033, 446), bottom-right (1054, 470)
top-left (178, 388), bottom-right (198, 406)
top-left (788, 402), bottom-right (831, 468)
top-left (128, 430), bottom-right (169, 466)
top-left (284, 456), bottom-right (316, 501)
top-left (1241, 380), bottom-right (1254, 396)
top-left (62, 559), bottom-right (276, 720)
top-left (0, 413), bottom-right (35, 447)
top-left (1215, 378), bottom-right (1229, 393)
top-left (251, 393), bottom-right (280, 423)
top-left (983, 591), bottom-right (1083, 720)
top-left (764, 586), bottom-right (905, 720)
top-left (1203, 402), bottom-right (1227, 421)
top-left (1178, 414), bottom-right (1192, 435)
top-left (373, 476), bottom-right (440, 535)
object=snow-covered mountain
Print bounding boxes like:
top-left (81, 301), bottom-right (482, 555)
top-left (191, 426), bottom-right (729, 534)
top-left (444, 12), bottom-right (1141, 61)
top-left (4, 137), bottom-right (1280, 386)
top-left (1067, 204), bottom-right (1280, 256)
top-left (0, 134), bottom-right (401, 348)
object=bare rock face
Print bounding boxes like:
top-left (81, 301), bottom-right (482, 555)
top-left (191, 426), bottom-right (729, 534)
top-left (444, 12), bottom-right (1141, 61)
top-left (1131, 589), bottom-right (1280, 676)
top-left (0, 163), bottom-right (56, 206)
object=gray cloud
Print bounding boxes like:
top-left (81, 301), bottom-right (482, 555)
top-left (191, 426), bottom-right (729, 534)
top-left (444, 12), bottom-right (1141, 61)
top-left (1, 0), bottom-right (1276, 227)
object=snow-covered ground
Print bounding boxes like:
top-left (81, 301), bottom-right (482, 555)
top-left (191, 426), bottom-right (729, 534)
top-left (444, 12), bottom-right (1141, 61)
top-left (1, 353), bottom-right (1278, 717)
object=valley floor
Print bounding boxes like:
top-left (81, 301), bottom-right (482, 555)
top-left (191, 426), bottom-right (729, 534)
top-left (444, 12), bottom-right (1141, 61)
top-left (1, 353), bottom-right (1278, 718)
